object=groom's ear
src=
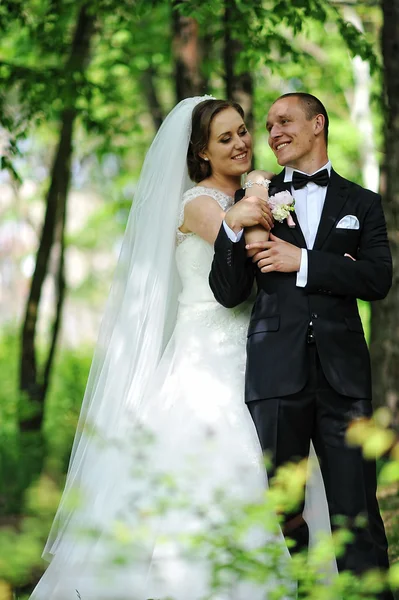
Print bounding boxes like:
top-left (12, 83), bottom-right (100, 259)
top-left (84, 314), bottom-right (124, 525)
top-left (313, 114), bottom-right (326, 138)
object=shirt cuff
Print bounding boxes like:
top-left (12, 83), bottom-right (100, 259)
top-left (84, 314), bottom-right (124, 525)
top-left (223, 220), bottom-right (244, 243)
top-left (296, 249), bottom-right (308, 287)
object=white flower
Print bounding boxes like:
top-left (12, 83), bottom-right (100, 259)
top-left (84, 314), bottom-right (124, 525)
top-left (268, 191), bottom-right (295, 224)
top-left (272, 205), bottom-right (291, 223)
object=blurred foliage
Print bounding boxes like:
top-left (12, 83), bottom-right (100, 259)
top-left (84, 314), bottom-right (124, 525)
top-left (0, 302), bottom-right (398, 597)
top-left (346, 407), bottom-right (399, 573)
top-left (0, 329), bottom-right (90, 594)
top-left (0, 387), bottom-right (398, 597)
top-left (0, 0), bottom-right (394, 596)
top-left (0, 330), bottom-right (92, 515)
top-left (0, 0), bottom-right (381, 177)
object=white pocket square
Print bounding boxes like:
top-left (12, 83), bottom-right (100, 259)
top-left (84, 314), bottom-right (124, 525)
top-left (336, 215), bottom-right (360, 230)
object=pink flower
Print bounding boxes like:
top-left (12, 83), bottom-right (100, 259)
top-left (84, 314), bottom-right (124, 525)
top-left (268, 190), bottom-right (294, 210)
top-left (268, 191), bottom-right (296, 226)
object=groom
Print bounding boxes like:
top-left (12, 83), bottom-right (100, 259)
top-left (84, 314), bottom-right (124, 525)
top-left (209, 93), bottom-right (393, 595)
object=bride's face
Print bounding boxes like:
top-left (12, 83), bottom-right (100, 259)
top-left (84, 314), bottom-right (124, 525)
top-left (202, 108), bottom-right (252, 177)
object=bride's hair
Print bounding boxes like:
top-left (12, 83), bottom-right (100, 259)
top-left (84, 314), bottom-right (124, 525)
top-left (187, 99), bottom-right (244, 183)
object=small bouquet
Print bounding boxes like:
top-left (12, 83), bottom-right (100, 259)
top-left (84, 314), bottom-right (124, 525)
top-left (268, 191), bottom-right (296, 227)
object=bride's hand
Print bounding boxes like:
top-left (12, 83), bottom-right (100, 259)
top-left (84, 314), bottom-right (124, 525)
top-left (243, 170), bottom-right (275, 256)
top-left (224, 196), bottom-right (273, 233)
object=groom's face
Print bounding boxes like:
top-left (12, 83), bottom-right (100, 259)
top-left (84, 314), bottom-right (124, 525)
top-left (266, 97), bottom-right (320, 171)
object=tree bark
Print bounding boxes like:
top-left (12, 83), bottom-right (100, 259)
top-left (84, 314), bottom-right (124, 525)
top-left (344, 7), bottom-right (379, 193)
top-left (20, 110), bottom-right (73, 424)
top-left (172, 0), bottom-right (206, 101)
top-left (370, 0), bottom-right (399, 425)
top-left (223, 1), bottom-right (254, 145)
top-left (141, 66), bottom-right (164, 130)
top-left (19, 5), bottom-right (95, 463)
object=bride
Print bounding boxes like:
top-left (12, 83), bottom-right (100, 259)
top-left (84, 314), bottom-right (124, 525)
top-left (30, 96), bottom-right (332, 600)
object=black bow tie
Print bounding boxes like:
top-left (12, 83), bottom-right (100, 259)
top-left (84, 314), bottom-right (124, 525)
top-left (292, 169), bottom-right (330, 190)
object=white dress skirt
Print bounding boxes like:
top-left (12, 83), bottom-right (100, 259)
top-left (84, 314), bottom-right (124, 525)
top-left (30, 187), bottom-right (335, 600)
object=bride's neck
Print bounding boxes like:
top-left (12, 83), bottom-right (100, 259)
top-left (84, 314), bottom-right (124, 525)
top-left (200, 173), bottom-right (242, 198)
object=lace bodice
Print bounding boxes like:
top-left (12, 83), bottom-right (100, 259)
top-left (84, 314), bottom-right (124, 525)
top-left (175, 187), bottom-right (233, 304)
top-left (175, 185), bottom-right (251, 343)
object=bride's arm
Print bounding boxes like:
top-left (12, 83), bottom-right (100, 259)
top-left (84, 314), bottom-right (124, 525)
top-left (243, 170), bottom-right (274, 258)
top-left (181, 176), bottom-right (274, 247)
top-left (180, 195), bottom-right (229, 245)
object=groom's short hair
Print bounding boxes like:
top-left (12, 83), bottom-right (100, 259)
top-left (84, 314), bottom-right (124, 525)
top-left (276, 93), bottom-right (329, 144)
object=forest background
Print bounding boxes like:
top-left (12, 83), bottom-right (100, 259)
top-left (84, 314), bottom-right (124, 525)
top-left (0, 0), bottom-right (398, 597)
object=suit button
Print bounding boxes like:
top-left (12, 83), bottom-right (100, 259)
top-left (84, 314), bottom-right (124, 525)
top-left (311, 313), bottom-right (318, 319)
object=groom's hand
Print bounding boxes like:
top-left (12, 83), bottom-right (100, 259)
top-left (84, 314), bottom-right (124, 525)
top-left (224, 195), bottom-right (273, 233)
top-left (246, 233), bottom-right (301, 273)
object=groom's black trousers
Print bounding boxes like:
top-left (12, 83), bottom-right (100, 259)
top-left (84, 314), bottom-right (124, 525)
top-left (248, 343), bottom-right (393, 599)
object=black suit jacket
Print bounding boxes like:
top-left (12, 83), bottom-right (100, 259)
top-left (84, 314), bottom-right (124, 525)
top-left (209, 169), bottom-right (392, 402)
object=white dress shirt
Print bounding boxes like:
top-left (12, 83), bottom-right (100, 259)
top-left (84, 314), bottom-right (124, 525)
top-left (223, 161), bottom-right (332, 287)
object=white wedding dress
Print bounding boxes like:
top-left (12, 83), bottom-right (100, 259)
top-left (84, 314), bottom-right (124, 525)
top-left (30, 187), bottom-right (333, 600)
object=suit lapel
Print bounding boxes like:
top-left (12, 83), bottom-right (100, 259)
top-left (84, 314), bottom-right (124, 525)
top-left (270, 171), bottom-right (307, 248)
top-left (313, 169), bottom-right (351, 251)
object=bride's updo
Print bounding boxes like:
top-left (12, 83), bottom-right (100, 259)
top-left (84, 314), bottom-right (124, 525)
top-left (187, 98), bottom-right (244, 183)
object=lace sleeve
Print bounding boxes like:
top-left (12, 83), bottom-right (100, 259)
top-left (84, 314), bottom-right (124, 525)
top-left (178, 186), bottom-right (233, 229)
top-left (178, 187), bottom-right (202, 229)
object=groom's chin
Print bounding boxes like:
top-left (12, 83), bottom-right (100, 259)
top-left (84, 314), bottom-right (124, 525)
top-left (273, 152), bottom-right (288, 167)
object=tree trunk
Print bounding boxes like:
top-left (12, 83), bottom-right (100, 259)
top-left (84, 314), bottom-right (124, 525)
top-left (344, 7), bottom-right (379, 193)
top-left (18, 5), bottom-right (95, 482)
top-left (370, 0), bottom-right (399, 425)
top-left (141, 66), bottom-right (164, 130)
top-left (20, 110), bottom-right (73, 426)
top-left (172, 0), bottom-right (206, 101)
top-left (223, 1), bottom-right (254, 146)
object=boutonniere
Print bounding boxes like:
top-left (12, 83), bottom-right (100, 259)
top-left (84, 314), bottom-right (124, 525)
top-left (268, 191), bottom-right (296, 228)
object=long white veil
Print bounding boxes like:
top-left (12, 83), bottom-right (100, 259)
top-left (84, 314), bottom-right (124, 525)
top-left (43, 96), bottom-right (213, 559)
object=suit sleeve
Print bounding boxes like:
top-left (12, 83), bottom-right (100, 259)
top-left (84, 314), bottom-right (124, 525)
top-left (306, 194), bottom-right (392, 301)
top-left (209, 223), bottom-right (255, 308)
